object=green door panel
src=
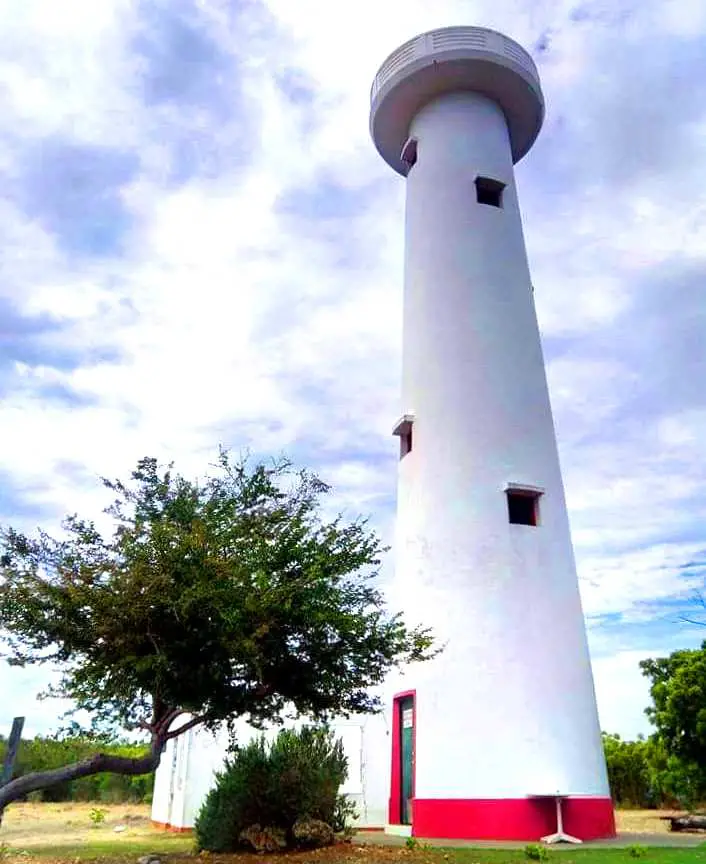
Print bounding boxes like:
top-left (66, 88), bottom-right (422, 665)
top-left (400, 697), bottom-right (415, 825)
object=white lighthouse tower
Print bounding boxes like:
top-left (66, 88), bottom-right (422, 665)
top-left (371, 27), bottom-right (614, 842)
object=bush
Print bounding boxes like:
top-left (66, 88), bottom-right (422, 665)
top-left (333, 793), bottom-right (358, 834)
top-left (89, 807), bottom-right (107, 825)
top-left (194, 725), bottom-right (349, 853)
top-left (524, 843), bottom-right (548, 860)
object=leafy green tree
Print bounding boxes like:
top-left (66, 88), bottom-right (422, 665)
top-left (0, 451), bottom-right (436, 807)
top-left (601, 732), bottom-right (652, 808)
top-left (640, 643), bottom-right (706, 767)
top-left (643, 734), bottom-right (702, 810)
top-left (640, 642), bottom-right (706, 804)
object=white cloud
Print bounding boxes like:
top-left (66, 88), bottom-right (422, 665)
top-left (0, 0), bottom-right (704, 742)
top-left (591, 651), bottom-right (655, 739)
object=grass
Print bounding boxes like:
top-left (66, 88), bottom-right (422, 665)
top-left (0, 802), bottom-right (193, 860)
top-left (440, 851), bottom-right (706, 863)
top-left (0, 804), bottom-right (704, 864)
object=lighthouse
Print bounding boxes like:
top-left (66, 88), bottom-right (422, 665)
top-left (371, 27), bottom-right (615, 841)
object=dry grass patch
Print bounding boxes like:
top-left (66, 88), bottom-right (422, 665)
top-left (0, 802), bottom-right (192, 858)
top-left (615, 809), bottom-right (687, 834)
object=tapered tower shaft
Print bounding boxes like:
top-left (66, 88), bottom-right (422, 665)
top-left (370, 26), bottom-right (614, 841)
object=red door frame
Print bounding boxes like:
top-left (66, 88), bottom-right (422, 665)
top-left (389, 690), bottom-right (416, 825)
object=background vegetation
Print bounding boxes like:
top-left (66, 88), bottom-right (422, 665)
top-left (0, 733), bottom-right (153, 803)
top-left (602, 640), bottom-right (706, 810)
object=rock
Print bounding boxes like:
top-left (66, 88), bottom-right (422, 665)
top-left (292, 818), bottom-right (335, 848)
top-left (239, 823), bottom-right (288, 852)
top-left (113, 825), bottom-right (127, 833)
top-left (137, 856), bottom-right (161, 864)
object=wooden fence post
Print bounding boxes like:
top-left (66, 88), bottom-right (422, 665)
top-left (0, 716), bottom-right (25, 827)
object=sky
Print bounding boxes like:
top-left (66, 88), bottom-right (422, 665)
top-left (0, 0), bottom-right (705, 742)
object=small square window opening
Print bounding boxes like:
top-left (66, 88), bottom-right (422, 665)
top-left (475, 176), bottom-right (505, 208)
top-left (506, 490), bottom-right (540, 526)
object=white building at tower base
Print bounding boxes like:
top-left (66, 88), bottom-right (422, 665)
top-left (150, 712), bottom-right (391, 833)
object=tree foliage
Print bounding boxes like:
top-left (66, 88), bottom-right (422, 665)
top-left (601, 731), bottom-right (705, 810)
top-left (640, 642), bottom-right (706, 771)
top-left (601, 733), bottom-right (652, 808)
top-left (599, 641), bottom-right (706, 810)
top-left (0, 451), bottom-right (436, 806)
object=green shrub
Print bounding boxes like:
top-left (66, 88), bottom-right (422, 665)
top-left (194, 725), bottom-right (349, 853)
top-left (89, 807), bottom-right (107, 825)
top-left (332, 793), bottom-right (358, 834)
top-left (628, 845), bottom-right (648, 859)
top-left (524, 843), bottom-right (549, 860)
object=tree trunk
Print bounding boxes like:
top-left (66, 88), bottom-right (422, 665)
top-left (0, 739), bottom-right (163, 811)
top-left (665, 815), bottom-right (706, 832)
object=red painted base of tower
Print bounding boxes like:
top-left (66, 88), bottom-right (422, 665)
top-left (409, 797), bottom-right (615, 841)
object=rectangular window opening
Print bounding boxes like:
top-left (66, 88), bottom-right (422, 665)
top-left (506, 489), bottom-right (541, 526)
top-left (400, 428), bottom-right (412, 459)
top-left (392, 414), bottom-right (415, 461)
top-left (475, 176), bottom-right (505, 208)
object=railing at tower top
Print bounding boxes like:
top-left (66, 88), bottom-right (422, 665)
top-left (370, 27), bottom-right (539, 104)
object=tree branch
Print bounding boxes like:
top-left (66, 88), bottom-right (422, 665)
top-left (679, 615), bottom-right (706, 627)
top-left (164, 714), bottom-right (208, 740)
top-left (154, 707), bottom-right (182, 738)
top-left (0, 740), bottom-right (162, 810)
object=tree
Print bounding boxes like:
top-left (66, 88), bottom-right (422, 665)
top-left (643, 733), bottom-right (703, 810)
top-left (601, 732), bottom-right (652, 808)
top-left (0, 451), bottom-right (436, 807)
top-left (640, 642), bottom-right (706, 803)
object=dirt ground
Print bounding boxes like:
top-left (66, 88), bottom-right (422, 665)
top-left (0, 801), bottom-right (190, 850)
top-left (616, 809), bottom-right (685, 833)
top-left (0, 803), bottom-right (696, 854)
